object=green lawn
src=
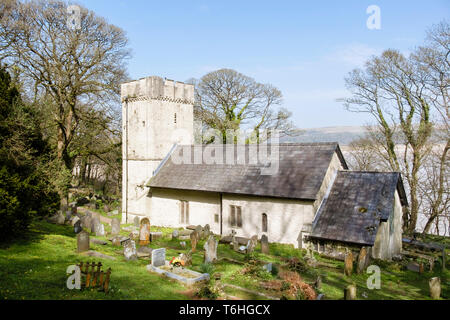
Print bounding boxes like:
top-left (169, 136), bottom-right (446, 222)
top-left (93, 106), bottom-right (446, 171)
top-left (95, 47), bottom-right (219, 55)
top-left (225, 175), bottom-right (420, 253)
top-left (0, 219), bottom-right (448, 300)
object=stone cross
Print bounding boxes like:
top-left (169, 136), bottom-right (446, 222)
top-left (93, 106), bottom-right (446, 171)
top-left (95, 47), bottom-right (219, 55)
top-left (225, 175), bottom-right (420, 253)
top-left (151, 248), bottom-right (166, 267)
top-left (261, 234), bottom-right (269, 254)
top-left (203, 235), bottom-right (218, 263)
top-left (111, 218), bottom-right (120, 236)
top-left (77, 230), bottom-right (90, 253)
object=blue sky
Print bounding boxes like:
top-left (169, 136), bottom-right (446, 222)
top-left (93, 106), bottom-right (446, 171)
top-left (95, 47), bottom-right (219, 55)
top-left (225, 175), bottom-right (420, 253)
top-left (77, 0), bottom-right (449, 129)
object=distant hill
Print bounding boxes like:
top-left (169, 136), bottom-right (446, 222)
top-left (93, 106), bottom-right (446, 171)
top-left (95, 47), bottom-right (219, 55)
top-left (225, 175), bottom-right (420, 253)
top-left (281, 126), bottom-right (367, 146)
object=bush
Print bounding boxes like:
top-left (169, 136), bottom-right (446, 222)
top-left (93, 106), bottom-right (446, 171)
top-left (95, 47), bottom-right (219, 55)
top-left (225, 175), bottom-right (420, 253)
top-left (196, 283), bottom-right (219, 300)
top-left (0, 66), bottom-right (59, 241)
top-left (283, 257), bottom-right (308, 273)
top-left (200, 263), bottom-right (214, 275)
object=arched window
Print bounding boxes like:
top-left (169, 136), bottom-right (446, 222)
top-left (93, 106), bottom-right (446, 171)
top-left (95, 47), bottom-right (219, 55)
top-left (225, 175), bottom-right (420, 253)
top-left (262, 213), bottom-right (268, 232)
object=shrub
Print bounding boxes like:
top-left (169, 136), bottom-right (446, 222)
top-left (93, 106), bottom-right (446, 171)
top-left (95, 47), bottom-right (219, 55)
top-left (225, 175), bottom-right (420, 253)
top-left (283, 257), bottom-right (308, 273)
top-left (200, 263), bottom-right (214, 275)
top-left (196, 283), bottom-right (219, 300)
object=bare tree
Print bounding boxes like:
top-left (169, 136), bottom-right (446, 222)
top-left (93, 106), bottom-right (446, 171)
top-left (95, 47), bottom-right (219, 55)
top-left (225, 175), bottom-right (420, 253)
top-left (0, 0), bottom-right (130, 200)
top-left (342, 21), bottom-right (449, 234)
top-left (188, 69), bottom-right (296, 143)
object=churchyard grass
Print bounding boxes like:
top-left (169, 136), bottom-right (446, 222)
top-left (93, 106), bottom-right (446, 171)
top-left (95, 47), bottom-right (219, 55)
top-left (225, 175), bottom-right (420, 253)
top-left (0, 219), bottom-right (448, 300)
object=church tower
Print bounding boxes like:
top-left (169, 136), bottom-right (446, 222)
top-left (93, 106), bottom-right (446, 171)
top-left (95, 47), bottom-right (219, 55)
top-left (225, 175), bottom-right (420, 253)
top-left (121, 76), bottom-right (194, 223)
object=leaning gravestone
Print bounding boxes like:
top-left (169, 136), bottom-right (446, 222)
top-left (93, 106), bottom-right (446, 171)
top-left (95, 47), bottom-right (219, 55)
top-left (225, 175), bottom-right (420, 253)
top-left (139, 218), bottom-right (151, 245)
top-left (357, 247), bottom-right (370, 274)
top-left (77, 230), bottom-right (90, 253)
top-left (151, 248), bottom-right (166, 267)
top-left (429, 277), bottom-right (441, 299)
top-left (172, 230), bottom-right (179, 239)
top-left (204, 235), bottom-right (218, 263)
top-left (190, 230), bottom-right (199, 252)
top-left (261, 234), bottom-right (269, 254)
top-left (123, 239), bottom-right (137, 260)
top-left (111, 218), bottom-right (120, 236)
top-left (344, 251), bottom-right (353, 276)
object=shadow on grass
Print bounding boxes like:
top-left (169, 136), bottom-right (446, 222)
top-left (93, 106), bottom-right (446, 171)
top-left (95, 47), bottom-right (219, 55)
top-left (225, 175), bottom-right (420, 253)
top-left (0, 218), bottom-right (77, 250)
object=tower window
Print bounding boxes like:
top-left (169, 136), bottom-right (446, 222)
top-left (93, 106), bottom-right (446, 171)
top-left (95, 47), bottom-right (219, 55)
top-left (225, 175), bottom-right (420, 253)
top-left (174, 113), bottom-right (177, 124)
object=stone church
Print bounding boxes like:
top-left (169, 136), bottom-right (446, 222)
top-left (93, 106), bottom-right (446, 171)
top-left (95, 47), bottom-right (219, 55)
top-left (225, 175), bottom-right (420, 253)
top-left (121, 76), bottom-right (408, 260)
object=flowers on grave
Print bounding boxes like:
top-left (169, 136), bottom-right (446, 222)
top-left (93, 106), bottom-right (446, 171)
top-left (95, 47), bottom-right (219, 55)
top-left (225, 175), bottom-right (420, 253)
top-left (169, 256), bottom-right (185, 268)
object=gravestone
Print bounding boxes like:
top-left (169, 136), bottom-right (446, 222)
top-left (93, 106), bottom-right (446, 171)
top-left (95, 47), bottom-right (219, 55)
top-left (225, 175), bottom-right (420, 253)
top-left (190, 230), bottom-right (199, 252)
top-left (429, 277), bottom-right (441, 299)
top-left (203, 235), bottom-right (218, 263)
top-left (137, 246), bottom-right (153, 258)
top-left (133, 216), bottom-right (140, 227)
top-left (80, 215), bottom-right (92, 233)
top-left (357, 247), bottom-right (370, 274)
top-left (77, 230), bottom-right (90, 253)
top-left (314, 275), bottom-right (322, 289)
top-left (203, 224), bottom-right (210, 238)
top-left (195, 225), bottom-right (203, 240)
top-left (151, 248), bottom-right (166, 267)
top-left (111, 218), bottom-right (120, 236)
top-left (55, 211), bottom-right (65, 225)
top-left (129, 230), bottom-right (139, 240)
top-left (92, 218), bottom-right (105, 237)
top-left (150, 232), bottom-right (162, 242)
top-left (139, 218), bottom-right (151, 245)
top-left (344, 284), bottom-right (356, 300)
top-left (263, 263), bottom-right (272, 273)
top-left (407, 261), bottom-right (421, 273)
top-left (112, 237), bottom-right (121, 246)
top-left (107, 209), bottom-right (119, 217)
top-left (73, 220), bottom-right (82, 234)
top-left (71, 215), bottom-right (80, 227)
top-left (261, 234), bottom-right (269, 254)
top-left (123, 239), bottom-right (137, 260)
top-left (103, 204), bottom-right (110, 213)
top-left (180, 251), bottom-right (192, 266)
top-left (65, 211), bottom-right (72, 222)
top-left (180, 241), bottom-right (186, 248)
top-left (344, 251), bottom-right (353, 276)
top-left (246, 236), bottom-right (257, 254)
top-left (172, 230), bottom-right (179, 239)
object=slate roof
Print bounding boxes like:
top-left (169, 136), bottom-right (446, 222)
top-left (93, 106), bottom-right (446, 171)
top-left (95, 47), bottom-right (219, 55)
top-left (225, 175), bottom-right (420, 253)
top-left (310, 171), bottom-right (407, 246)
top-left (148, 143), bottom-right (348, 200)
